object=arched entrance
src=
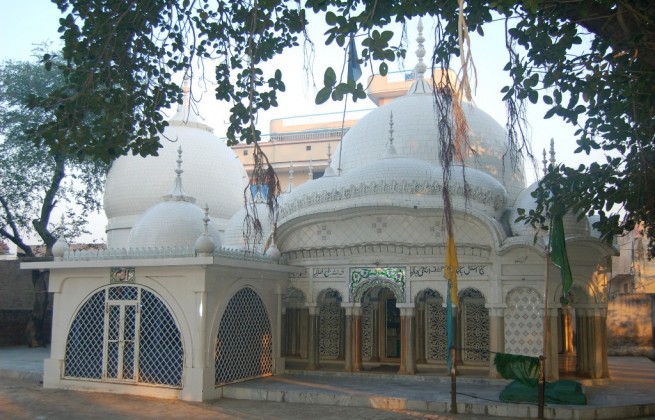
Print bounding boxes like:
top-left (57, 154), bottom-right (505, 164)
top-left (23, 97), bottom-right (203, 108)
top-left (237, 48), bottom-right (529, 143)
top-left (362, 287), bottom-right (401, 364)
top-left (64, 285), bottom-right (184, 387)
top-left (282, 288), bottom-right (308, 360)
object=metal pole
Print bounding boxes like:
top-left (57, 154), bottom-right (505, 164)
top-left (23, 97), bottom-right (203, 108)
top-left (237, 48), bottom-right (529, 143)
top-left (538, 355), bottom-right (545, 419)
top-left (450, 346), bottom-right (457, 414)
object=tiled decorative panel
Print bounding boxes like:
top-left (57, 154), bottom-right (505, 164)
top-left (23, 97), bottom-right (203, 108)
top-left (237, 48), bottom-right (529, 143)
top-left (504, 287), bottom-right (543, 357)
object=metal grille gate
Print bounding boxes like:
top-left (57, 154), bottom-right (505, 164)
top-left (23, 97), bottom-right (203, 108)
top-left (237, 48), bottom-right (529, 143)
top-left (65, 286), bottom-right (183, 387)
top-left (215, 287), bottom-right (273, 385)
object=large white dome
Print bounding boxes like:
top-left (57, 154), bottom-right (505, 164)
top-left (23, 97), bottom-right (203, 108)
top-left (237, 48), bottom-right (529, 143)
top-left (331, 80), bottom-right (526, 202)
top-left (104, 108), bottom-right (247, 247)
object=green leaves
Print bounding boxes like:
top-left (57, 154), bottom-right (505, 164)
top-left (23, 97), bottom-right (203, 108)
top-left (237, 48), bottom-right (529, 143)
top-left (0, 53), bottom-right (108, 251)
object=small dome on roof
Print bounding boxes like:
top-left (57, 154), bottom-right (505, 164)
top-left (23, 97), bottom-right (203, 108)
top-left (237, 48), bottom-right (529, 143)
top-left (509, 182), bottom-right (590, 238)
top-left (128, 200), bottom-right (222, 249)
top-left (127, 148), bottom-right (222, 250)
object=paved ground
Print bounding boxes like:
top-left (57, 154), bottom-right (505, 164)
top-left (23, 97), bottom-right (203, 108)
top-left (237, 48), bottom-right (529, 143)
top-left (0, 346), bottom-right (654, 419)
top-left (0, 375), bottom-right (509, 420)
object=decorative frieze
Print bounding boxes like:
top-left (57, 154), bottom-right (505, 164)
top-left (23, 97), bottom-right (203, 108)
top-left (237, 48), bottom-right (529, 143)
top-left (279, 176), bottom-right (507, 221)
top-left (283, 244), bottom-right (490, 261)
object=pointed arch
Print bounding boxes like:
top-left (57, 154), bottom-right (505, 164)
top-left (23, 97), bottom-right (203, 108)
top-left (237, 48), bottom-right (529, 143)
top-left (352, 276), bottom-right (405, 303)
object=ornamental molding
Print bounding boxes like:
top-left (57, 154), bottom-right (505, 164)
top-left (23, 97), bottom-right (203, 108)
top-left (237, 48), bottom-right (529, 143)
top-left (279, 177), bottom-right (507, 220)
top-left (283, 243), bottom-right (491, 262)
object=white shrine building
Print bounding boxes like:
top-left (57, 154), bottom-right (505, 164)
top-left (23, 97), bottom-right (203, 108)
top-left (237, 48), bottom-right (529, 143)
top-left (22, 34), bottom-right (616, 401)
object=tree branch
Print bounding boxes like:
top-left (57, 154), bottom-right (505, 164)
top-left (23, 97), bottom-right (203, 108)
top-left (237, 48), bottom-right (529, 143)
top-left (32, 153), bottom-right (66, 248)
top-left (0, 195), bottom-right (34, 256)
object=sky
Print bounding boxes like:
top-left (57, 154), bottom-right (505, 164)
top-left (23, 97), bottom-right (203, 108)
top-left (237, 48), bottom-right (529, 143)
top-left (0, 1), bottom-right (602, 244)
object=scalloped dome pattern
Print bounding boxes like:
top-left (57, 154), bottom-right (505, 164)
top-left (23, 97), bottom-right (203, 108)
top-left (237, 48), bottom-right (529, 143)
top-left (279, 155), bottom-right (508, 224)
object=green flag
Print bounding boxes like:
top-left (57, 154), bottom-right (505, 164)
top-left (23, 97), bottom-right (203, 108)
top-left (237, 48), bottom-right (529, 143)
top-left (551, 213), bottom-right (573, 304)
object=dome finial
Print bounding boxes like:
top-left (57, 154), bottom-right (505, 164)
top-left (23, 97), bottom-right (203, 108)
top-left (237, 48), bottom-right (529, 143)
top-left (164, 146), bottom-right (196, 203)
top-left (52, 215), bottom-right (69, 260)
top-left (414, 17), bottom-right (427, 79)
top-left (181, 73), bottom-right (190, 115)
top-left (385, 112), bottom-right (398, 158)
top-left (202, 204), bottom-right (210, 233)
top-left (549, 138), bottom-right (556, 168)
top-left (195, 203), bottom-right (217, 255)
top-left (388, 111), bottom-right (395, 146)
top-left (285, 161), bottom-right (295, 193)
top-left (542, 148), bottom-right (548, 177)
top-left (324, 144), bottom-right (338, 177)
top-left (265, 224), bottom-right (281, 262)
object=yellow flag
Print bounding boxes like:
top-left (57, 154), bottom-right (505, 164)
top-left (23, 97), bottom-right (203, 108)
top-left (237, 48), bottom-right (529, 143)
top-left (444, 232), bottom-right (459, 305)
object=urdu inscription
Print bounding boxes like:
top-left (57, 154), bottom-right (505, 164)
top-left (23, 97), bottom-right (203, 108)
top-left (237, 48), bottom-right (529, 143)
top-left (312, 267), bottom-right (345, 279)
top-left (410, 264), bottom-right (487, 278)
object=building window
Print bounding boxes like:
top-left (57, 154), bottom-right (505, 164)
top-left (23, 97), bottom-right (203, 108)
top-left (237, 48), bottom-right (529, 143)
top-left (306, 145), bottom-right (311, 151)
top-left (243, 149), bottom-right (248, 156)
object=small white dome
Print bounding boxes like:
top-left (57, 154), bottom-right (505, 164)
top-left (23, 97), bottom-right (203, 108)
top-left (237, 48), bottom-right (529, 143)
top-left (195, 233), bottom-right (217, 255)
top-left (509, 182), bottom-right (590, 237)
top-left (128, 200), bottom-right (222, 249)
top-left (265, 243), bottom-right (281, 262)
top-left (509, 183), bottom-right (540, 237)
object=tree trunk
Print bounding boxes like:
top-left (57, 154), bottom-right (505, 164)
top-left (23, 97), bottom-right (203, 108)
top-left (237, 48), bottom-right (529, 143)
top-left (25, 269), bottom-right (50, 347)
